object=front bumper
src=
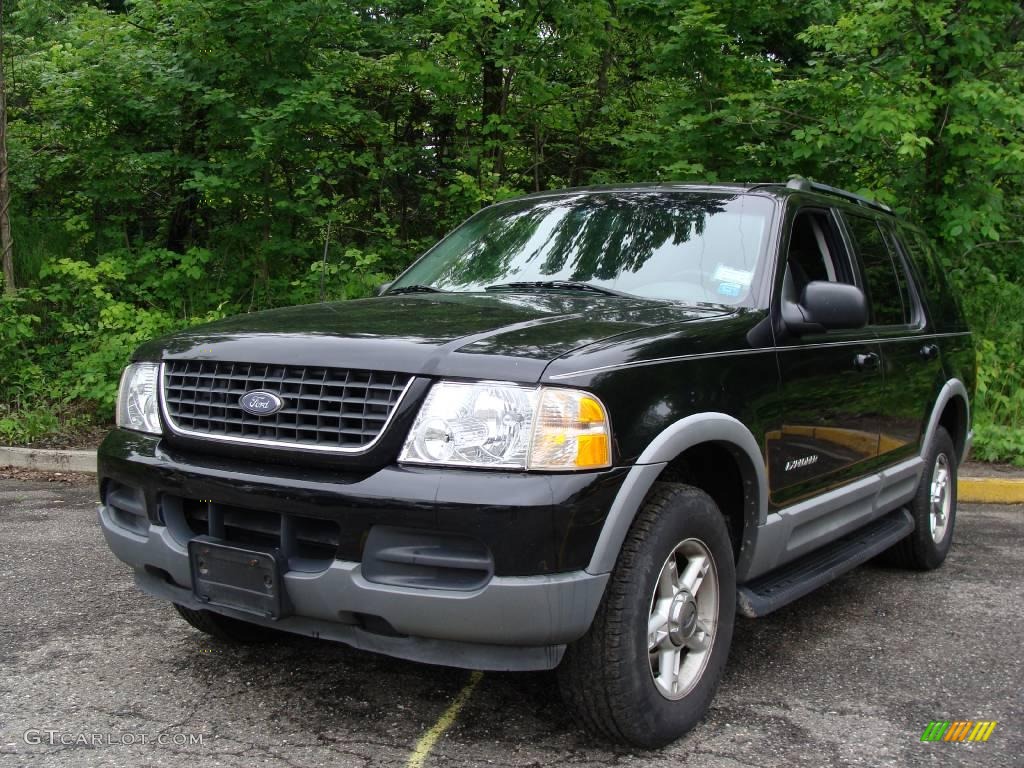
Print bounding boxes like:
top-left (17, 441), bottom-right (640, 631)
top-left (97, 429), bottom-right (622, 670)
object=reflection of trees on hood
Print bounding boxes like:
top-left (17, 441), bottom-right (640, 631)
top-left (434, 193), bottom-right (731, 288)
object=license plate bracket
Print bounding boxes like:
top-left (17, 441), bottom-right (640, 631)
top-left (188, 536), bottom-right (287, 619)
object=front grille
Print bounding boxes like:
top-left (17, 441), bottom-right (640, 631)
top-left (162, 360), bottom-right (412, 452)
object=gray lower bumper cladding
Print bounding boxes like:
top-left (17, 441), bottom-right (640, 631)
top-left (99, 505), bottom-right (608, 671)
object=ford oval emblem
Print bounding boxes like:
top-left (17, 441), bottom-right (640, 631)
top-left (239, 390), bottom-right (284, 416)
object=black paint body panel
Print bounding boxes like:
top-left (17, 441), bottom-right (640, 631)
top-left (98, 429), bottom-right (628, 576)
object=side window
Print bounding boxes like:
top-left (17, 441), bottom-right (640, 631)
top-left (898, 226), bottom-right (963, 329)
top-left (842, 213), bottom-right (908, 326)
top-left (879, 223), bottom-right (918, 325)
top-left (782, 209), bottom-right (854, 303)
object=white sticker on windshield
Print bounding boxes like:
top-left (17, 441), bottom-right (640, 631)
top-left (712, 265), bottom-right (754, 286)
top-left (717, 282), bottom-right (742, 298)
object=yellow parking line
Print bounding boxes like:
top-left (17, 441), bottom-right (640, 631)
top-left (407, 671), bottom-right (484, 768)
top-left (959, 477), bottom-right (1024, 504)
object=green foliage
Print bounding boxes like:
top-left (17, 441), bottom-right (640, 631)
top-left (0, 0), bottom-right (1021, 460)
top-left (972, 425), bottom-right (1024, 467)
top-left (0, 294), bottom-right (45, 406)
top-left (0, 406), bottom-right (59, 445)
top-left (959, 266), bottom-right (1024, 464)
top-left (289, 249), bottom-right (390, 305)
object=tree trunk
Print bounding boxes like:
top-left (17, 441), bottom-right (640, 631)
top-left (166, 104), bottom-right (208, 254)
top-left (570, 21), bottom-right (613, 186)
top-left (479, 2), bottom-right (508, 178)
top-left (0, 0), bottom-right (14, 295)
top-left (482, 55), bottom-right (505, 175)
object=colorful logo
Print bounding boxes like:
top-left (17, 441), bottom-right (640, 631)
top-left (921, 721), bottom-right (997, 742)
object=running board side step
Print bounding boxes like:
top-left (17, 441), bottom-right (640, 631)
top-left (736, 508), bottom-right (914, 618)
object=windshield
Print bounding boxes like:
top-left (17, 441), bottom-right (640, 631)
top-left (390, 191), bottom-right (773, 305)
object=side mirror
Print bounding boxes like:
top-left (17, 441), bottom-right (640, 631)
top-left (375, 281), bottom-right (393, 297)
top-left (782, 281), bottom-right (867, 335)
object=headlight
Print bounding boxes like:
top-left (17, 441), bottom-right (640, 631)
top-left (399, 381), bottom-right (611, 470)
top-left (116, 363), bottom-right (162, 435)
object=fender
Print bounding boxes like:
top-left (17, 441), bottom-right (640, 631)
top-left (585, 413), bottom-right (768, 575)
top-left (923, 378), bottom-right (971, 464)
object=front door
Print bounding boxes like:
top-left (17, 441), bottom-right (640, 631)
top-left (767, 206), bottom-right (887, 507)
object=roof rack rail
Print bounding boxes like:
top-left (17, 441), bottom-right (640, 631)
top-left (784, 176), bottom-right (892, 214)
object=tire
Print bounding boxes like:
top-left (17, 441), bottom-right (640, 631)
top-left (173, 603), bottom-right (283, 644)
top-left (883, 426), bottom-right (958, 570)
top-left (558, 483), bottom-right (736, 748)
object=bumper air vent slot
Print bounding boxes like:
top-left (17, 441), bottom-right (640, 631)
top-left (362, 526), bottom-right (494, 591)
top-left (104, 481), bottom-right (149, 535)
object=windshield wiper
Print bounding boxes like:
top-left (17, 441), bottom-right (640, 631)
top-left (387, 284), bottom-right (445, 295)
top-left (484, 280), bottom-right (633, 298)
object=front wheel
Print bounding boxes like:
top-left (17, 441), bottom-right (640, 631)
top-left (558, 483), bottom-right (736, 747)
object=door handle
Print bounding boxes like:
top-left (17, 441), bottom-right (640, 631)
top-left (854, 352), bottom-right (880, 371)
top-left (920, 343), bottom-right (939, 361)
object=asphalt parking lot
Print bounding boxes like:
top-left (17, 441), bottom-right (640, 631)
top-left (0, 477), bottom-right (1020, 768)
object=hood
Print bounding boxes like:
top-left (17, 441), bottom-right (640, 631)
top-left (135, 292), bottom-right (728, 383)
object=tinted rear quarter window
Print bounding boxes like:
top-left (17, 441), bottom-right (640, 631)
top-left (879, 223), bottom-right (919, 325)
top-left (843, 212), bottom-right (910, 326)
top-left (897, 226), bottom-right (965, 330)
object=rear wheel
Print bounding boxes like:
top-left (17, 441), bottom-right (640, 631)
top-left (558, 483), bottom-right (736, 747)
top-left (173, 604), bottom-right (283, 643)
top-left (884, 426), bottom-right (957, 570)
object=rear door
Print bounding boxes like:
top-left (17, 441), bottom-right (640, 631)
top-left (841, 212), bottom-right (942, 462)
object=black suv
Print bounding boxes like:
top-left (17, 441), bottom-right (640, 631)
top-left (98, 178), bottom-right (974, 747)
